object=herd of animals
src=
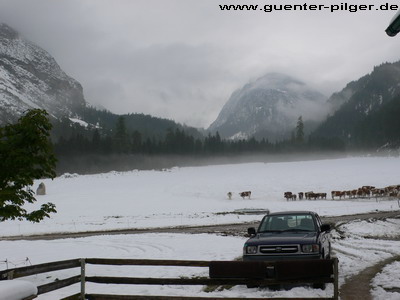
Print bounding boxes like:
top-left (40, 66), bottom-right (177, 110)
top-left (227, 184), bottom-right (400, 201)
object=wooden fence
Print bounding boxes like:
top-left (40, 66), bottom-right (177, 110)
top-left (0, 258), bottom-right (339, 300)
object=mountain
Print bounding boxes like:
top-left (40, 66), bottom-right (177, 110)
top-left (208, 73), bottom-right (327, 141)
top-left (312, 61), bottom-right (400, 148)
top-left (0, 23), bottom-right (86, 124)
top-left (0, 23), bottom-right (202, 142)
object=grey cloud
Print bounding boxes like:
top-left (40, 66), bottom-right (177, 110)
top-left (1, 0), bottom-right (400, 128)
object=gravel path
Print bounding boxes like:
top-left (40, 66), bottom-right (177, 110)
top-left (1, 210), bottom-right (399, 240)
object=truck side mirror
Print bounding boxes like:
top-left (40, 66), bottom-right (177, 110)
top-left (321, 224), bottom-right (331, 232)
top-left (247, 227), bottom-right (256, 235)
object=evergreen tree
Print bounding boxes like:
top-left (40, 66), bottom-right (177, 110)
top-left (131, 130), bottom-right (142, 153)
top-left (114, 116), bottom-right (130, 153)
top-left (91, 129), bottom-right (101, 152)
top-left (296, 116), bottom-right (305, 144)
top-left (0, 109), bottom-right (57, 222)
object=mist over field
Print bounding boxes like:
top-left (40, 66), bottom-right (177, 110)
top-left (55, 151), bottom-right (354, 175)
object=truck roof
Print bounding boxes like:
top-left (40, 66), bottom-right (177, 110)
top-left (268, 211), bottom-right (316, 216)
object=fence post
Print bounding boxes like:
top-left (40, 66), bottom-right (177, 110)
top-left (333, 258), bottom-right (339, 300)
top-left (7, 270), bottom-right (14, 280)
top-left (80, 258), bottom-right (86, 300)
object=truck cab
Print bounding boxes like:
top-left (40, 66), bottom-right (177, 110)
top-left (243, 211), bottom-right (331, 261)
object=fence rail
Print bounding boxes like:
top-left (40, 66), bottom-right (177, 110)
top-left (85, 258), bottom-right (210, 267)
top-left (37, 275), bottom-right (81, 295)
top-left (0, 258), bottom-right (81, 280)
top-left (0, 257), bottom-right (339, 300)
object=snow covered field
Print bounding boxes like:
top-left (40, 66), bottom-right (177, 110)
top-left (1, 156), bottom-right (400, 299)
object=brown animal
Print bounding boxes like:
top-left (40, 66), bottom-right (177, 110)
top-left (349, 190), bottom-right (357, 198)
top-left (298, 192), bottom-right (304, 200)
top-left (308, 192), bottom-right (317, 200)
top-left (239, 191), bottom-right (251, 199)
top-left (362, 186), bottom-right (375, 190)
top-left (385, 185), bottom-right (398, 196)
top-left (284, 192), bottom-right (296, 201)
top-left (371, 188), bottom-right (385, 198)
top-left (331, 191), bottom-right (345, 200)
top-left (362, 186), bottom-right (374, 198)
top-left (284, 192), bottom-right (292, 201)
top-left (356, 188), bottom-right (365, 198)
top-left (304, 191), bottom-right (314, 200)
top-left (306, 192), bottom-right (320, 200)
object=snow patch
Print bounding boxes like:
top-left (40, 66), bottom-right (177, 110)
top-left (0, 280), bottom-right (37, 300)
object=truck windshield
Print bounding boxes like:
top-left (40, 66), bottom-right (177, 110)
top-left (258, 214), bottom-right (315, 232)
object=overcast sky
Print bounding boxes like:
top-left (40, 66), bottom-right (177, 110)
top-left (1, 0), bottom-right (400, 128)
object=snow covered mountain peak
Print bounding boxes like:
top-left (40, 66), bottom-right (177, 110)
top-left (0, 23), bottom-right (86, 124)
top-left (208, 73), bottom-right (327, 141)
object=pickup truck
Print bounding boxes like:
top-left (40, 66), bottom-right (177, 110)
top-left (243, 211), bottom-right (331, 261)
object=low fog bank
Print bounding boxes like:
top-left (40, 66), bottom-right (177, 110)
top-left (53, 151), bottom-right (391, 175)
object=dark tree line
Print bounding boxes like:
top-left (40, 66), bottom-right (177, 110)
top-left (54, 120), bottom-right (274, 156)
top-left (54, 115), bottom-right (344, 158)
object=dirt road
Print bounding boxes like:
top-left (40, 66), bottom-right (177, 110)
top-left (340, 254), bottom-right (400, 300)
top-left (2, 210), bottom-right (399, 241)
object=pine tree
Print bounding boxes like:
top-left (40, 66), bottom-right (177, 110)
top-left (131, 130), bottom-right (142, 153)
top-left (91, 129), bottom-right (101, 152)
top-left (114, 116), bottom-right (130, 153)
top-left (296, 116), bottom-right (305, 144)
